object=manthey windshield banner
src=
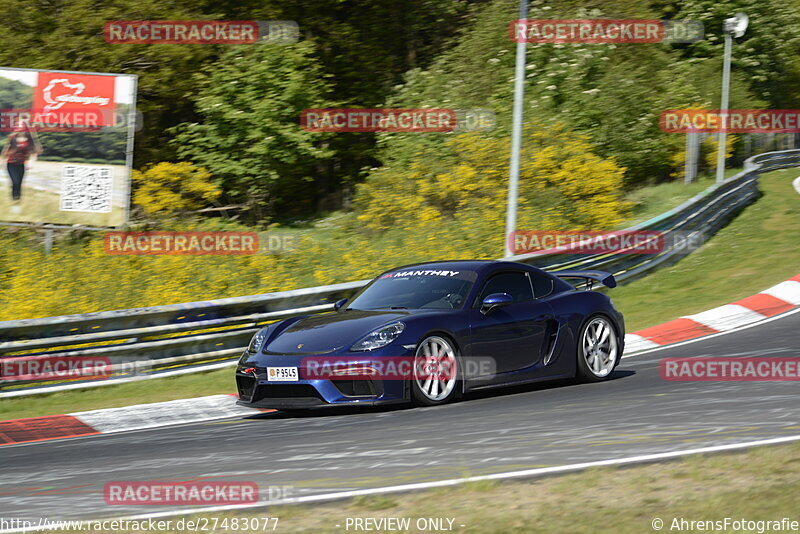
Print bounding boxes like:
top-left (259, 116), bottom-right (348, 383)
top-left (0, 67), bottom-right (137, 227)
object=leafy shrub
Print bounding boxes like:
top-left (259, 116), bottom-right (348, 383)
top-left (132, 162), bottom-right (222, 217)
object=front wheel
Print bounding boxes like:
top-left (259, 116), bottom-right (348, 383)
top-left (576, 315), bottom-right (619, 382)
top-left (411, 335), bottom-right (460, 406)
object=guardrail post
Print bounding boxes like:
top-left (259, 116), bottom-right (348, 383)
top-left (44, 229), bottom-right (54, 255)
top-left (685, 130), bottom-right (699, 183)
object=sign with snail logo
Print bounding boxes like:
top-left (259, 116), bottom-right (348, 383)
top-left (0, 66), bottom-right (136, 227)
top-left (33, 72), bottom-right (116, 127)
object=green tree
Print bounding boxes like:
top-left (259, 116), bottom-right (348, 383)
top-left (172, 41), bottom-right (335, 223)
top-left (0, 77), bottom-right (32, 108)
top-left (377, 0), bottom-right (766, 185)
top-left (0, 0), bottom-right (473, 178)
top-left (0, 0), bottom-right (216, 166)
top-left (666, 0), bottom-right (800, 107)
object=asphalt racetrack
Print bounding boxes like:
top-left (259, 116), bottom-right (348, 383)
top-left (1, 309), bottom-right (798, 522)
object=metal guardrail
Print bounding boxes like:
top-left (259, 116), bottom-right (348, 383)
top-left (2, 149), bottom-right (798, 395)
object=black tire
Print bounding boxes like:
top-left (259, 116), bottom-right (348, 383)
top-left (576, 315), bottom-right (620, 382)
top-left (411, 335), bottom-right (461, 406)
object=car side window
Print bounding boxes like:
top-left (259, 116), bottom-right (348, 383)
top-left (475, 272), bottom-right (534, 306)
top-left (529, 272), bottom-right (554, 298)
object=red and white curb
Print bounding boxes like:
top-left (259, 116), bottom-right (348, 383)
top-left (624, 274), bottom-right (800, 353)
top-left (0, 394), bottom-right (268, 446)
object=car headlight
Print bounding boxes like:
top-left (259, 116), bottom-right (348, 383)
top-left (247, 329), bottom-right (268, 353)
top-left (351, 322), bottom-right (405, 352)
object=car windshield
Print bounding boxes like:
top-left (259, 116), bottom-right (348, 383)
top-left (347, 268), bottom-right (477, 310)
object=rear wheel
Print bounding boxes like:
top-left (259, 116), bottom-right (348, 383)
top-left (576, 316), bottom-right (619, 382)
top-left (411, 335), bottom-right (460, 406)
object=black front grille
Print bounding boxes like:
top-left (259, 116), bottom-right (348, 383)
top-left (253, 384), bottom-right (322, 402)
top-left (236, 375), bottom-right (257, 401)
top-left (331, 379), bottom-right (382, 397)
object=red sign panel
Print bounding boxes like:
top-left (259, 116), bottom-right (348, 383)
top-left (32, 72), bottom-right (116, 127)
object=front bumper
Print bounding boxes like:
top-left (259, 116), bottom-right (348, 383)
top-left (235, 351), bottom-right (411, 409)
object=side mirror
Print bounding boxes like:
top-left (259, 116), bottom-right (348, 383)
top-left (481, 293), bottom-right (513, 314)
top-left (334, 298), bottom-right (348, 312)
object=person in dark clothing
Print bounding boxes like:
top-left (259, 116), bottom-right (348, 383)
top-left (2, 126), bottom-right (42, 207)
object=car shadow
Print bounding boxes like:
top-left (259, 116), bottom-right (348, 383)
top-left (462, 368), bottom-right (636, 402)
top-left (242, 402), bottom-right (412, 419)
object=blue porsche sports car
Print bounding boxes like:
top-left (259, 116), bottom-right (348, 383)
top-left (236, 260), bottom-right (625, 409)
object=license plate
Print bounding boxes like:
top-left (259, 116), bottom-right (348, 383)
top-left (266, 366), bottom-right (299, 382)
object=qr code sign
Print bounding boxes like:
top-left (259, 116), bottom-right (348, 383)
top-left (60, 165), bottom-right (113, 213)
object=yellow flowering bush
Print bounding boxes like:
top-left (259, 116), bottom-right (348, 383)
top-left (355, 124), bottom-right (629, 234)
top-left (133, 162), bottom-right (222, 217)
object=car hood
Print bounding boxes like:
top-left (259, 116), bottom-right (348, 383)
top-left (265, 310), bottom-right (410, 354)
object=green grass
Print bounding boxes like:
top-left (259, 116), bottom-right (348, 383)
top-left (1, 167), bottom-right (798, 421)
top-left (619, 167), bottom-right (745, 228)
top-left (621, 174), bottom-right (715, 227)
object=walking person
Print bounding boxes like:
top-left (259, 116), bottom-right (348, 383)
top-left (2, 125), bottom-right (42, 213)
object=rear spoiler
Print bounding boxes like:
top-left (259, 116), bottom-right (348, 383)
top-left (551, 270), bottom-right (617, 289)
